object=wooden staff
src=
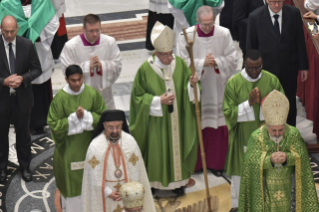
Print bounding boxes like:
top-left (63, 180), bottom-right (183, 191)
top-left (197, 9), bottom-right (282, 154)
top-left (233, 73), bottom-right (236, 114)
top-left (182, 26), bottom-right (212, 212)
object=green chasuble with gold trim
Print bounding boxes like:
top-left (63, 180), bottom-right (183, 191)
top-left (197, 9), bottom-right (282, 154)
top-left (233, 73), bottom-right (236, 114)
top-left (169, 0), bottom-right (223, 26)
top-left (0, 0), bottom-right (56, 43)
top-left (47, 85), bottom-right (107, 198)
top-left (223, 70), bottom-right (284, 176)
top-left (239, 125), bottom-right (319, 212)
top-left (129, 56), bottom-right (199, 188)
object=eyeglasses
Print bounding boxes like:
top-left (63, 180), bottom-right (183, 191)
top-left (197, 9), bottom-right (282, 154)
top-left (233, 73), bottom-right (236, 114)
top-left (86, 29), bottom-right (101, 34)
top-left (107, 126), bottom-right (122, 131)
top-left (268, 1), bottom-right (284, 5)
top-left (200, 23), bottom-right (214, 27)
top-left (158, 52), bottom-right (174, 58)
top-left (246, 65), bottom-right (262, 72)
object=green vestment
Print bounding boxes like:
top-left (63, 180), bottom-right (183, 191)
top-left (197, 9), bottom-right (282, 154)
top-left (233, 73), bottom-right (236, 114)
top-left (129, 56), bottom-right (198, 188)
top-left (47, 85), bottom-right (107, 197)
top-left (0, 0), bottom-right (56, 43)
top-left (223, 70), bottom-right (284, 176)
top-left (239, 125), bottom-right (319, 212)
top-left (169, 0), bottom-right (223, 26)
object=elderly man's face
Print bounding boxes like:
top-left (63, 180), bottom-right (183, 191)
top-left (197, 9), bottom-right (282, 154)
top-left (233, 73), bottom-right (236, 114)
top-left (198, 12), bottom-right (214, 34)
top-left (267, 124), bottom-right (285, 141)
top-left (83, 22), bottom-right (101, 43)
top-left (267, 0), bottom-right (284, 14)
top-left (103, 121), bottom-right (123, 142)
top-left (155, 50), bottom-right (174, 65)
top-left (1, 16), bottom-right (19, 43)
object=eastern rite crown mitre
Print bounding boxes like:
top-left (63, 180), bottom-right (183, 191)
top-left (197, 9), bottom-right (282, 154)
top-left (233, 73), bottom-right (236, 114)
top-left (120, 182), bottom-right (145, 208)
top-left (261, 90), bottom-right (289, 126)
top-left (151, 21), bottom-right (175, 52)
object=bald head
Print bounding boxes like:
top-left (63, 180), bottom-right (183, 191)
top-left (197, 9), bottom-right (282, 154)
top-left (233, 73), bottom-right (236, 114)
top-left (1, 16), bottom-right (19, 43)
top-left (1, 16), bottom-right (18, 28)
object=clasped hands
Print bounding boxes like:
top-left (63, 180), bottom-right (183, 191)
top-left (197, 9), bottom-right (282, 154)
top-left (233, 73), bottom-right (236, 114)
top-left (204, 53), bottom-right (217, 68)
top-left (76, 106), bottom-right (84, 119)
top-left (270, 151), bottom-right (287, 164)
top-left (90, 56), bottom-right (101, 69)
top-left (4, 74), bottom-right (23, 88)
top-left (249, 88), bottom-right (261, 106)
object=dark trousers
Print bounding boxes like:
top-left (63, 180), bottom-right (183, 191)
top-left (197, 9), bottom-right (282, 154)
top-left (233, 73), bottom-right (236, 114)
top-left (0, 95), bottom-right (32, 170)
top-left (279, 75), bottom-right (298, 126)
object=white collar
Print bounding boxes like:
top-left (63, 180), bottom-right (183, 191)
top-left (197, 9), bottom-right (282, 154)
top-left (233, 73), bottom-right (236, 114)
top-left (63, 83), bottom-right (85, 95)
top-left (2, 35), bottom-right (16, 47)
top-left (155, 54), bottom-right (175, 69)
top-left (84, 33), bottom-right (96, 44)
top-left (241, 68), bottom-right (262, 82)
top-left (268, 6), bottom-right (283, 18)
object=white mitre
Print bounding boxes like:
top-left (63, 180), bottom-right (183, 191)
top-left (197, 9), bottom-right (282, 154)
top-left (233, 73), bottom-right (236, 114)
top-left (120, 182), bottom-right (145, 209)
top-left (151, 21), bottom-right (175, 52)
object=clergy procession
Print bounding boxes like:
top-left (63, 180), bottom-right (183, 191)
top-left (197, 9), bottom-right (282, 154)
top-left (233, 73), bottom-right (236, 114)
top-left (1, 0), bottom-right (319, 211)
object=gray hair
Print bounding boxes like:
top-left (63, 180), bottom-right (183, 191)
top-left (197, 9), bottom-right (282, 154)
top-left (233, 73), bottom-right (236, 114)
top-left (0, 15), bottom-right (18, 28)
top-left (196, 6), bottom-right (214, 22)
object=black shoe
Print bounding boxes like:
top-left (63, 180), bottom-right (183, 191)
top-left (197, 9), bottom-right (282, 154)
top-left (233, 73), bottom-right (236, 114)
top-left (0, 169), bottom-right (7, 184)
top-left (172, 187), bottom-right (185, 196)
top-left (211, 169), bottom-right (223, 177)
top-left (229, 207), bottom-right (238, 212)
top-left (20, 168), bottom-right (32, 182)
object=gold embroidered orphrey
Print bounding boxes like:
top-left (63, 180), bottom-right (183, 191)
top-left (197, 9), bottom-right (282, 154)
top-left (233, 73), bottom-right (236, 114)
top-left (114, 182), bottom-right (122, 191)
top-left (113, 204), bottom-right (123, 212)
top-left (88, 156), bottom-right (100, 169)
top-left (273, 190), bottom-right (285, 201)
top-left (129, 153), bottom-right (139, 166)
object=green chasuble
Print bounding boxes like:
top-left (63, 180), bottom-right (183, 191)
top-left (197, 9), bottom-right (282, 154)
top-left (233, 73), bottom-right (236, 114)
top-left (223, 70), bottom-right (284, 176)
top-left (239, 125), bottom-right (319, 212)
top-left (169, 0), bottom-right (223, 26)
top-left (129, 56), bottom-right (199, 187)
top-left (47, 85), bottom-right (107, 198)
top-left (0, 0), bottom-right (56, 43)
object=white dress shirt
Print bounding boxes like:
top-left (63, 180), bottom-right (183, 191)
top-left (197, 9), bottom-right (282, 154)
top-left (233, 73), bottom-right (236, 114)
top-left (268, 7), bottom-right (283, 33)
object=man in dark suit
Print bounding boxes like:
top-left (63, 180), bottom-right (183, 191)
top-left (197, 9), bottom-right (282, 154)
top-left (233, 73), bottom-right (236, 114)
top-left (246, 1), bottom-right (309, 126)
top-left (0, 15), bottom-right (42, 183)
top-left (233, 0), bottom-right (265, 58)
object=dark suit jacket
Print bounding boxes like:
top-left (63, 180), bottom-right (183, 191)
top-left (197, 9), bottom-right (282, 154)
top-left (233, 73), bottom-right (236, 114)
top-left (233, 0), bottom-right (265, 51)
top-left (246, 5), bottom-right (308, 84)
top-left (0, 35), bottom-right (42, 112)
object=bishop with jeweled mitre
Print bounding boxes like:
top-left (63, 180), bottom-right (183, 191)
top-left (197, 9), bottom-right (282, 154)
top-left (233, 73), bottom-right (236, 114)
top-left (238, 90), bottom-right (319, 212)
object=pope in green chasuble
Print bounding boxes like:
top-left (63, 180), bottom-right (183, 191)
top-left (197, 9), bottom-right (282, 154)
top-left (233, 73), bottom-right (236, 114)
top-left (239, 125), bottom-right (319, 211)
top-left (129, 55), bottom-right (199, 189)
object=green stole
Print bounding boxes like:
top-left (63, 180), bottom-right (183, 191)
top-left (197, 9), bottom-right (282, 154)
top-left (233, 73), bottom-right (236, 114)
top-left (0, 0), bottom-right (56, 43)
top-left (168, 0), bottom-right (223, 26)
